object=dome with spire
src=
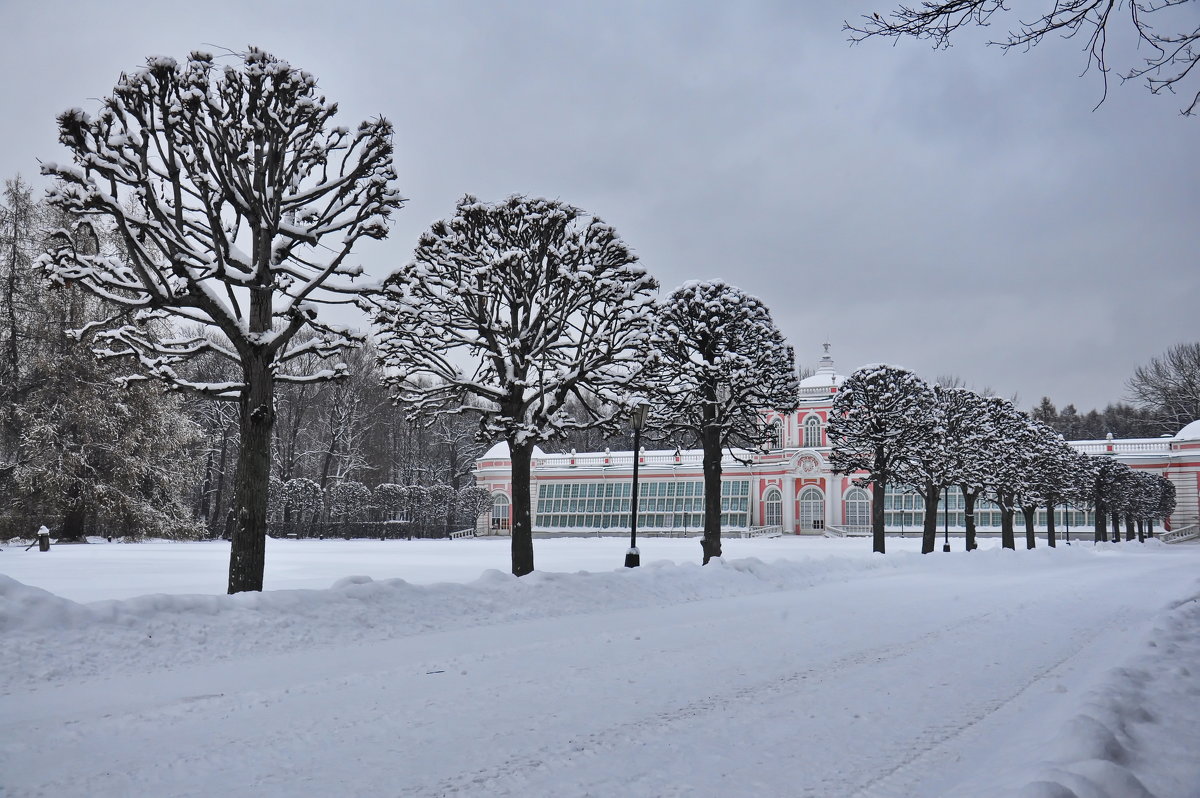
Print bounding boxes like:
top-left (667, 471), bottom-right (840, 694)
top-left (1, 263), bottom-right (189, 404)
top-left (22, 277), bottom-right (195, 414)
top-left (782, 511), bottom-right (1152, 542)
top-left (798, 342), bottom-right (846, 400)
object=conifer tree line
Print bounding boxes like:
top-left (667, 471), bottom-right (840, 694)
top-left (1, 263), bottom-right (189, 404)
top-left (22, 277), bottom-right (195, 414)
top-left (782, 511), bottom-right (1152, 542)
top-left (829, 365), bottom-right (1177, 555)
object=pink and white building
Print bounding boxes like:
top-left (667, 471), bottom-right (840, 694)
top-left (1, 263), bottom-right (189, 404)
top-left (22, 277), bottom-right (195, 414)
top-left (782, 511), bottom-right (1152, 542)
top-left (474, 349), bottom-right (1200, 537)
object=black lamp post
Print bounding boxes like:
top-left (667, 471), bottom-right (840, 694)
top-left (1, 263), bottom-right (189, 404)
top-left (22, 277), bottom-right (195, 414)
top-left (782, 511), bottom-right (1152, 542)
top-left (943, 485), bottom-right (951, 552)
top-left (625, 401), bottom-right (650, 568)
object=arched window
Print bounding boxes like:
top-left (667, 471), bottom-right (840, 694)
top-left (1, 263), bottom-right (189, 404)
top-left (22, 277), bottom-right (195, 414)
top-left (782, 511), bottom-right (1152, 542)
top-left (771, 420), bottom-right (785, 450)
top-left (804, 415), bottom-right (822, 448)
top-left (763, 488), bottom-right (783, 527)
top-left (491, 493), bottom-right (511, 531)
top-left (844, 488), bottom-right (870, 530)
top-left (799, 486), bottom-right (824, 530)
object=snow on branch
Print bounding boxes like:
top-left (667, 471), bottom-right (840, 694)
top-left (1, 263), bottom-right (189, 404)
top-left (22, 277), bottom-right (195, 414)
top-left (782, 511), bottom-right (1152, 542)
top-left (37, 48), bottom-right (402, 398)
top-left (369, 194), bottom-right (657, 447)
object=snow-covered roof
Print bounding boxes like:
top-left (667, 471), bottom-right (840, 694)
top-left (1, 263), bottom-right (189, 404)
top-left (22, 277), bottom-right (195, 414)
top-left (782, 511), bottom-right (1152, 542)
top-left (798, 344), bottom-right (846, 397)
top-left (1175, 419), bottom-right (1200, 441)
top-left (481, 441), bottom-right (547, 459)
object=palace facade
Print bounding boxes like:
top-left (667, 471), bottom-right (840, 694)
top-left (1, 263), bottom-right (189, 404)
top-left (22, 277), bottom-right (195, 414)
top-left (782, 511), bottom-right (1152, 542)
top-left (473, 350), bottom-right (1200, 537)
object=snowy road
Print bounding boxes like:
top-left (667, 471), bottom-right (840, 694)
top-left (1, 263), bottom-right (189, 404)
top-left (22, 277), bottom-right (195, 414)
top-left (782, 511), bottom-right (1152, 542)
top-left (2, 541), bottom-right (1199, 797)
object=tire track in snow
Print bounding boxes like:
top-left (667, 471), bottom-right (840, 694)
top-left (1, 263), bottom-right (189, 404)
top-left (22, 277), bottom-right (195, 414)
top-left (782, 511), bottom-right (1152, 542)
top-left (397, 607), bottom-right (1000, 797)
top-left (844, 608), bottom-right (1133, 798)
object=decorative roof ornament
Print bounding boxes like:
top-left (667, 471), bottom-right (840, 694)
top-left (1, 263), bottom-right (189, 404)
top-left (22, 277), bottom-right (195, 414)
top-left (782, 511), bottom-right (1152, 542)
top-left (798, 343), bottom-right (847, 398)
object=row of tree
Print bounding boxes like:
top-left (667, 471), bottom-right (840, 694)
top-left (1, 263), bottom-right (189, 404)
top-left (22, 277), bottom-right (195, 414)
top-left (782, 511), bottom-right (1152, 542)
top-left (22, 46), bottom-right (1194, 593)
top-left (829, 365), bottom-right (1176, 555)
top-left (268, 478), bottom-right (491, 533)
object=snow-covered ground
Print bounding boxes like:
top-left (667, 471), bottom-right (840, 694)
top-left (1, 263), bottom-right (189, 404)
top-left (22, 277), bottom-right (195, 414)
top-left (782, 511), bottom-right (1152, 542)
top-left (1, 536), bottom-right (1198, 797)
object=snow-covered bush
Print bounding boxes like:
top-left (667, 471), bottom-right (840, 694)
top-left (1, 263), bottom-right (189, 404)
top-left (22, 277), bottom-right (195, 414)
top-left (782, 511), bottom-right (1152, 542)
top-left (327, 481), bottom-right (372, 523)
top-left (280, 478), bottom-right (323, 524)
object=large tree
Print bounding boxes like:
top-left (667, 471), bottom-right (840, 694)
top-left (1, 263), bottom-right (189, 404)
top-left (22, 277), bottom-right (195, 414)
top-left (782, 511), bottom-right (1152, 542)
top-left (1127, 342), bottom-right (1200, 434)
top-left (848, 1), bottom-right (1200, 114)
top-left (643, 281), bottom-right (798, 563)
top-left (939, 386), bottom-right (993, 551)
top-left (369, 194), bottom-right (657, 576)
top-left (829, 364), bottom-right (939, 554)
top-left (979, 397), bottom-right (1035, 550)
top-left (38, 49), bottom-right (401, 592)
top-left (895, 384), bottom-right (950, 554)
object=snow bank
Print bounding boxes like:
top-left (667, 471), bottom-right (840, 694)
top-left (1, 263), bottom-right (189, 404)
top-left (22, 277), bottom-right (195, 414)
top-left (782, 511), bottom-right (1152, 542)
top-left (1017, 590), bottom-right (1200, 798)
top-left (0, 543), bottom-right (1159, 691)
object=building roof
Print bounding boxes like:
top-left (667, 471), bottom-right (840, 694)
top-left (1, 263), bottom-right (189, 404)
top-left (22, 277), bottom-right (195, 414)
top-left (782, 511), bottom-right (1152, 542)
top-left (798, 343), bottom-right (846, 397)
top-left (1176, 419), bottom-right (1200, 441)
top-left (481, 441), bottom-right (548, 459)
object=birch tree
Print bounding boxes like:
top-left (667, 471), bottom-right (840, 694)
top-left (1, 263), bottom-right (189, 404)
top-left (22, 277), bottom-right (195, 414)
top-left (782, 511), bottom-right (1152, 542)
top-left (38, 49), bottom-right (401, 592)
top-left (370, 194), bottom-right (657, 576)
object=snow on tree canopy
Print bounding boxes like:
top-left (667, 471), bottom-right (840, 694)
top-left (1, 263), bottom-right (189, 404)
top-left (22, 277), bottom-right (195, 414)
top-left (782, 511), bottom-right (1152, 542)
top-left (36, 46), bottom-right (403, 594)
top-left (644, 280), bottom-right (798, 449)
top-left (368, 193), bottom-right (657, 576)
top-left (38, 47), bottom-right (402, 402)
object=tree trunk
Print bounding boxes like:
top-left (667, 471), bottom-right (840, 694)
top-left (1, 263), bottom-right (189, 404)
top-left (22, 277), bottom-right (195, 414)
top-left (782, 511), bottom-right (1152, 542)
top-left (1094, 499), bottom-right (1106, 544)
top-left (1124, 514), bottom-right (1135, 541)
top-left (1022, 504), bottom-right (1037, 549)
top-left (962, 487), bottom-right (978, 551)
top-left (1046, 500), bottom-right (1057, 548)
top-left (59, 492), bottom-right (88, 543)
top-left (509, 438), bottom-right (534, 576)
top-left (227, 354), bottom-right (275, 594)
top-left (1137, 517), bottom-right (1145, 543)
top-left (920, 483), bottom-right (939, 554)
top-left (871, 479), bottom-right (886, 554)
top-left (999, 491), bottom-right (1015, 550)
top-left (701, 410), bottom-right (723, 564)
top-left (211, 425), bottom-right (230, 537)
top-left (1111, 512), bottom-right (1121, 544)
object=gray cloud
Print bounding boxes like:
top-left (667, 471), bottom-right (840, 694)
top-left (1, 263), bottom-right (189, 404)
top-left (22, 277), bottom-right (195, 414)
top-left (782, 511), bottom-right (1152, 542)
top-left (2, 1), bottom-right (1195, 413)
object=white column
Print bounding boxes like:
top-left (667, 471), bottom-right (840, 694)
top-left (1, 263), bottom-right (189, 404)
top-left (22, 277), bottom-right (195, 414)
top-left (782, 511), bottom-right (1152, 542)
top-left (784, 478), bottom-right (797, 533)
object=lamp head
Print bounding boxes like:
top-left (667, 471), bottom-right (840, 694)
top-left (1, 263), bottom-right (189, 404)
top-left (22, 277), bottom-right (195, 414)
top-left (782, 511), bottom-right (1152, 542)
top-left (631, 400), bottom-right (650, 432)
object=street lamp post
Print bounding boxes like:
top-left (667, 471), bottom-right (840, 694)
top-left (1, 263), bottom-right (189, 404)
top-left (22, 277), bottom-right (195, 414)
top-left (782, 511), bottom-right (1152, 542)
top-left (626, 401), bottom-right (650, 568)
top-left (943, 486), bottom-right (951, 552)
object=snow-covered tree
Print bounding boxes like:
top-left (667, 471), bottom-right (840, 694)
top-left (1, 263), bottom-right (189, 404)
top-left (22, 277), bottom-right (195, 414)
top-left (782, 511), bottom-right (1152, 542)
top-left (426, 484), bottom-right (457, 534)
top-left (849, 1), bottom-right (1200, 115)
top-left (373, 483), bottom-right (407, 521)
top-left (829, 365), bottom-right (939, 554)
top-left (405, 485), bottom-right (431, 532)
top-left (1155, 476), bottom-right (1177, 536)
top-left (280, 477), bottom-right (322, 523)
top-left (894, 384), bottom-right (951, 554)
top-left (1016, 421), bottom-right (1072, 549)
top-left (1092, 458), bottom-right (1142, 543)
top-left (457, 485), bottom-right (492, 528)
top-left (326, 480), bottom-right (371, 523)
top-left (266, 476), bottom-right (284, 522)
top-left (643, 281), bottom-right (798, 563)
top-left (370, 194), bottom-right (657, 576)
top-left (38, 49), bottom-right (401, 592)
top-left (977, 397), bottom-right (1035, 550)
top-left (938, 387), bottom-right (993, 551)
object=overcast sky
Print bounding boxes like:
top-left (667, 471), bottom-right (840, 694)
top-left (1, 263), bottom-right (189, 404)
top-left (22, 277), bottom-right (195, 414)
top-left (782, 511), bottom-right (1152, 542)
top-left (2, 1), bottom-right (1196, 412)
